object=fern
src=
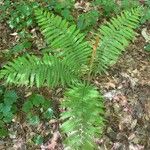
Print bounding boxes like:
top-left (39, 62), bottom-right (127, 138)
top-left (94, 7), bottom-right (142, 73)
top-left (0, 54), bottom-right (78, 87)
top-left (0, 9), bottom-right (92, 87)
top-left (35, 9), bottom-right (91, 71)
top-left (0, 8), bottom-right (142, 86)
top-left (0, 7), bottom-right (143, 149)
top-left (61, 83), bottom-right (105, 150)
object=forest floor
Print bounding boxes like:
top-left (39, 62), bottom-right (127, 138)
top-left (0, 18), bottom-right (150, 150)
top-left (94, 27), bottom-right (150, 150)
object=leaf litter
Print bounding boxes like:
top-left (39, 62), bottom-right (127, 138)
top-left (0, 9), bottom-right (150, 150)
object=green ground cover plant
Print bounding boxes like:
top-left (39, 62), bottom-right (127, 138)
top-left (0, 5), bottom-right (142, 149)
top-left (0, 87), bottom-right (18, 137)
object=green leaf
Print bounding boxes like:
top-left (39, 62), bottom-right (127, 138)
top-left (0, 116), bottom-right (3, 120)
top-left (33, 134), bottom-right (43, 145)
top-left (43, 108), bottom-right (53, 119)
top-left (4, 90), bottom-right (18, 105)
top-left (22, 101), bottom-right (33, 112)
top-left (94, 7), bottom-right (142, 73)
top-left (77, 10), bottom-right (99, 30)
top-left (60, 83), bottom-right (105, 149)
top-left (26, 18), bottom-right (33, 26)
top-left (42, 100), bottom-right (51, 110)
top-left (16, 17), bottom-right (20, 23)
top-left (1, 104), bottom-right (11, 115)
top-left (0, 103), bottom-right (3, 112)
top-left (61, 9), bottom-right (73, 21)
top-left (8, 20), bottom-right (15, 29)
top-left (11, 104), bottom-right (18, 114)
top-left (28, 115), bottom-right (40, 125)
top-left (0, 128), bottom-right (8, 138)
top-left (30, 94), bottom-right (45, 107)
top-left (144, 43), bottom-right (150, 52)
top-left (0, 120), bottom-right (5, 127)
top-left (11, 41), bottom-right (32, 53)
top-left (3, 112), bottom-right (14, 123)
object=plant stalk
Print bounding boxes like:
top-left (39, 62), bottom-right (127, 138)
top-left (88, 36), bottom-right (100, 81)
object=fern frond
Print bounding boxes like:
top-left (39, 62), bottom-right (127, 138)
top-left (0, 54), bottom-right (78, 87)
top-left (60, 83), bottom-right (105, 150)
top-left (35, 8), bottom-right (92, 71)
top-left (94, 7), bottom-right (142, 73)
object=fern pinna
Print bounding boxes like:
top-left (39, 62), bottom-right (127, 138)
top-left (0, 7), bottom-right (142, 150)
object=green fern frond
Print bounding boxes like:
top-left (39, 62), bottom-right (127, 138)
top-left (0, 54), bottom-right (78, 87)
top-left (94, 7), bottom-right (142, 73)
top-left (60, 83), bottom-right (105, 150)
top-left (35, 8), bottom-right (92, 71)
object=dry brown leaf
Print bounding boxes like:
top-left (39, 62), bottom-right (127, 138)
top-left (41, 131), bottom-right (61, 150)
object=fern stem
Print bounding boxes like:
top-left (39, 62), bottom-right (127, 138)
top-left (88, 36), bottom-right (100, 81)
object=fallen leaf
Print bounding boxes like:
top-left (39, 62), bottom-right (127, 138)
top-left (141, 28), bottom-right (150, 43)
top-left (41, 131), bottom-right (61, 150)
